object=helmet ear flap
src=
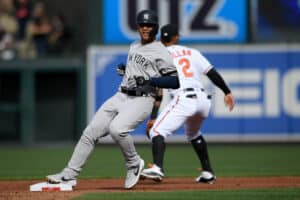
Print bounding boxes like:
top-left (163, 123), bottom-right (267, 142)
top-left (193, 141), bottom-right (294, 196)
top-left (150, 24), bottom-right (158, 37)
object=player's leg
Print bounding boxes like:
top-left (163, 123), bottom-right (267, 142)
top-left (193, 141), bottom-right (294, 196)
top-left (46, 94), bottom-right (120, 185)
top-left (140, 133), bottom-right (166, 182)
top-left (108, 95), bottom-right (154, 189)
top-left (143, 96), bottom-right (195, 181)
top-left (185, 114), bottom-right (216, 184)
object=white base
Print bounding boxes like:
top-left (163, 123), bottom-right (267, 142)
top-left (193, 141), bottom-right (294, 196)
top-left (30, 182), bottom-right (73, 192)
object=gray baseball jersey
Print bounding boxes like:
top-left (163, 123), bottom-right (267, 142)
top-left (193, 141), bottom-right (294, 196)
top-left (121, 40), bottom-right (176, 94)
top-left (58, 40), bottom-right (177, 180)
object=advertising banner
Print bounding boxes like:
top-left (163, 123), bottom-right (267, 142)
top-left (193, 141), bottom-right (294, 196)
top-left (87, 45), bottom-right (300, 142)
top-left (103, 0), bottom-right (247, 44)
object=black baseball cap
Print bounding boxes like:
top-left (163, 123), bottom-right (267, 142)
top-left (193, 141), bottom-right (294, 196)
top-left (160, 24), bottom-right (179, 42)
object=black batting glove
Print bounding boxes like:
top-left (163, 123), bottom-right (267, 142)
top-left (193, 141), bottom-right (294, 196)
top-left (134, 76), bottom-right (150, 86)
top-left (116, 63), bottom-right (126, 76)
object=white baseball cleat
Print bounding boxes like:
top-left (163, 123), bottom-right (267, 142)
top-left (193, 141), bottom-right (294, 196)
top-left (124, 159), bottom-right (144, 189)
top-left (195, 171), bottom-right (216, 184)
top-left (140, 164), bottom-right (164, 182)
top-left (46, 173), bottom-right (77, 187)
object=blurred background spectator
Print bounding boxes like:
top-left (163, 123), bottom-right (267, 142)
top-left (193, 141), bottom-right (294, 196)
top-left (14, 0), bottom-right (31, 40)
top-left (47, 14), bottom-right (71, 56)
top-left (0, 0), bottom-right (18, 60)
top-left (1, 0), bottom-right (76, 59)
top-left (0, 0), bottom-right (297, 60)
top-left (0, 0), bottom-right (86, 60)
top-left (25, 2), bottom-right (51, 57)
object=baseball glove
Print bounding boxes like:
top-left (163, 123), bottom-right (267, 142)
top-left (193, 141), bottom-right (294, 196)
top-left (116, 63), bottom-right (126, 76)
top-left (146, 119), bottom-right (155, 139)
top-left (134, 76), bottom-right (150, 86)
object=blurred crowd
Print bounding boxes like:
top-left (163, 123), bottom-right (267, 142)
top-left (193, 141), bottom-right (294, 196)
top-left (0, 0), bottom-right (72, 60)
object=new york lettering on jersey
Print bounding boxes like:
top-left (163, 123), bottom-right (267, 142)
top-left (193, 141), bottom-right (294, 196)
top-left (128, 53), bottom-right (150, 67)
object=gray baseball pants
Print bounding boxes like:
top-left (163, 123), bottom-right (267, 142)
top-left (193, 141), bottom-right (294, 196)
top-left (62, 92), bottom-right (154, 176)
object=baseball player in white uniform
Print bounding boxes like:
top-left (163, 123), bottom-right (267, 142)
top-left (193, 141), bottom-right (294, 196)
top-left (141, 24), bottom-right (235, 183)
top-left (46, 11), bottom-right (179, 189)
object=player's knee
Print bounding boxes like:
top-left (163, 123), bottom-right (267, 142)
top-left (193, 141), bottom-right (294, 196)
top-left (82, 123), bottom-right (110, 141)
top-left (110, 131), bottom-right (129, 140)
top-left (187, 132), bottom-right (201, 142)
top-left (109, 123), bottom-right (126, 139)
top-left (190, 135), bottom-right (206, 144)
top-left (149, 129), bottom-right (166, 140)
top-left (149, 131), bottom-right (157, 140)
top-left (108, 125), bottom-right (118, 138)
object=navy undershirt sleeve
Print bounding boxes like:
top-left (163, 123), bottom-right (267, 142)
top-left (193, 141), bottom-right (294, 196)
top-left (149, 76), bottom-right (180, 89)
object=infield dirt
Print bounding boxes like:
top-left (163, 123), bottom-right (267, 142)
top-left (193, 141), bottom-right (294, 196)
top-left (0, 177), bottom-right (300, 200)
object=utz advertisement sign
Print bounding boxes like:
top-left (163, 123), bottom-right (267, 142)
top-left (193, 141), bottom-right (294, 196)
top-left (103, 0), bottom-right (247, 44)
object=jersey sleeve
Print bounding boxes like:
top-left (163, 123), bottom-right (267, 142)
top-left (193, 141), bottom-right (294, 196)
top-left (155, 48), bottom-right (177, 76)
top-left (193, 50), bottom-right (213, 74)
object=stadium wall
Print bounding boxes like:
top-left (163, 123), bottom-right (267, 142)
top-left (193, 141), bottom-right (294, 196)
top-left (87, 44), bottom-right (300, 143)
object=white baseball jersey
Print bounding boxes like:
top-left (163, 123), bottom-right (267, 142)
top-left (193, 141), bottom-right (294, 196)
top-left (149, 44), bottom-right (212, 141)
top-left (167, 44), bottom-right (212, 95)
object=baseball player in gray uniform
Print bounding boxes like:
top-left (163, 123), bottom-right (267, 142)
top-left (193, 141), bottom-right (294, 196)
top-left (46, 10), bottom-right (178, 189)
top-left (140, 24), bottom-right (235, 183)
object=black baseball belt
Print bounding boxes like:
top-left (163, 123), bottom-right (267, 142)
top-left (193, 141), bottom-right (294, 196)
top-left (183, 88), bottom-right (212, 99)
top-left (120, 87), bottom-right (149, 97)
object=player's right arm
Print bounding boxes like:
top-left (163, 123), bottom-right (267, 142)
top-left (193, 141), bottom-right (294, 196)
top-left (146, 88), bottom-right (163, 138)
top-left (116, 63), bottom-right (126, 76)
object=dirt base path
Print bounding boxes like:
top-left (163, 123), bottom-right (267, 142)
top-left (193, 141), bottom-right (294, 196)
top-left (0, 177), bottom-right (300, 200)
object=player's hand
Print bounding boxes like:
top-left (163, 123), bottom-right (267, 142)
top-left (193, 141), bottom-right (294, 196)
top-left (116, 63), bottom-right (126, 76)
top-left (224, 93), bottom-right (235, 111)
top-left (146, 119), bottom-right (155, 139)
top-left (134, 76), bottom-right (150, 86)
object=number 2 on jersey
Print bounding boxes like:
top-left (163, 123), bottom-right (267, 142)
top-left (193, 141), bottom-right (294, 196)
top-left (179, 58), bottom-right (193, 77)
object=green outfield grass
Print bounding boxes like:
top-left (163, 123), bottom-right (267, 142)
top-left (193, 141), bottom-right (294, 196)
top-left (0, 143), bottom-right (299, 200)
top-left (74, 188), bottom-right (300, 200)
top-left (0, 143), bottom-right (299, 179)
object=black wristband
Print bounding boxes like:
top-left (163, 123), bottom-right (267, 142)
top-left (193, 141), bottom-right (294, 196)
top-left (150, 106), bottom-right (159, 119)
top-left (155, 95), bottom-right (163, 101)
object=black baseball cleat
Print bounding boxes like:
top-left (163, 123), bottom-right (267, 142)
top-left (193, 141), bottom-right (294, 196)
top-left (195, 171), bottom-right (216, 184)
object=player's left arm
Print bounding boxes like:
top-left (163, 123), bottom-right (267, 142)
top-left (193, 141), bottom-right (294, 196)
top-left (149, 75), bottom-right (179, 89)
top-left (148, 55), bottom-right (180, 89)
top-left (206, 68), bottom-right (235, 111)
top-left (134, 73), bottom-right (180, 89)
